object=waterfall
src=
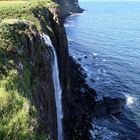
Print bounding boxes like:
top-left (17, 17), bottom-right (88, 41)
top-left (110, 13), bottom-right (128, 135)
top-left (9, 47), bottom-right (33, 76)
top-left (42, 34), bottom-right (63, 140)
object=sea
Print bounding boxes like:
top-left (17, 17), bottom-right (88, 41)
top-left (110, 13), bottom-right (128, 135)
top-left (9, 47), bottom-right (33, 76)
top-left (65, 1), bottom-right (140, 140)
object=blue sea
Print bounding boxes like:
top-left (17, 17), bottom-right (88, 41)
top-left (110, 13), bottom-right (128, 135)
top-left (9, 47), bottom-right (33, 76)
top-left (65, 1), bottom-right (140, 139)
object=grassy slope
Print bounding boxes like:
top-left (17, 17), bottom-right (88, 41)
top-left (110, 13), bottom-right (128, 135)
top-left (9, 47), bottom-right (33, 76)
top-left (0, 0), bottom-right (57, 139)
top-left (0, 0), bottom-right (57, 29)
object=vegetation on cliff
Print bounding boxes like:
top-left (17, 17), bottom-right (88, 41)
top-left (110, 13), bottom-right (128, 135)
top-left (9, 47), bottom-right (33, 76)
top-left (0, 20), bottom-right (51, 139)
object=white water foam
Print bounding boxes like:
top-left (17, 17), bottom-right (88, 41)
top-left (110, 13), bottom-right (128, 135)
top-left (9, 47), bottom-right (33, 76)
top-left (125, 94), bottom-right (135, 107)
top-left (43, 34), bottom-right (63, 140)
top-left (102, 59), bottom-right (107, 62)
top-left (90, 122), bottom-right (119, 140)
top-left (92, 52), bottom-right (98, 56)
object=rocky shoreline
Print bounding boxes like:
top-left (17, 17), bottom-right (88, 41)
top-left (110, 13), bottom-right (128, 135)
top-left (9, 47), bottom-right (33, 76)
top-left (65, 56), bottom-right (126, 140)
top-left (63, 56), bottom-right (96, 140)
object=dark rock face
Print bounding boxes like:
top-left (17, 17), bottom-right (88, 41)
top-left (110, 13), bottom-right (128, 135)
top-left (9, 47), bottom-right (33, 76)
top-left (32, 7), bottom-right (69, 139)
top-left (103, 97), bottom-right (126, 115)
top-left (31, 3), bottom-right (87, 140)
top-left (63, 57), bottom-right (97, 140)
top-left (31, 4), bottom-right (69, 92)
top-left (54, 0), bottom-right (84, 17)
top-left (94, 97), bottom-right (126, 118)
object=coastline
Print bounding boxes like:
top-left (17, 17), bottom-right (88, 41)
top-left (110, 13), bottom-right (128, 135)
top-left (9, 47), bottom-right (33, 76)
top-left (64, 56), bottom-right (97, 140)
top-left (1, 0), bottom-right (138, 139)
top-left (64, 5), bottom-right (127, 140)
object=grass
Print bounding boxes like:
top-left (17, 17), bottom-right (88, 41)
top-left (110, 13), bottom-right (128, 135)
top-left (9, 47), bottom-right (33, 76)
top-left (0, 88), bottom-right (38, 139)
top-left (0, 22), bottom-right (39, 139)
top-left (0, 0), bottom-right (58, 31)
top-left (0, 68), bottom-right (39, 139)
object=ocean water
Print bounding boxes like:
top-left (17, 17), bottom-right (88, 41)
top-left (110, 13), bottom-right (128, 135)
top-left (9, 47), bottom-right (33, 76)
top-left (65, 1), bottom-right (140, 139)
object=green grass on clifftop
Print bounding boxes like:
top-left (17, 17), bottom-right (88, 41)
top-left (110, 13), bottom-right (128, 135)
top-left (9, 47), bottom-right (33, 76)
top-left (0, 0), bottom-right (58, 30)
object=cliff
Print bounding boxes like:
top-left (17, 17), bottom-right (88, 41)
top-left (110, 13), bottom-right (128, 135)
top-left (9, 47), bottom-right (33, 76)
top-left (0, 0), bottom-right (87, 140)
top-left (0, 1), bottom-right (68, 139)
top-left (54, 0), bottom-right (84, 17)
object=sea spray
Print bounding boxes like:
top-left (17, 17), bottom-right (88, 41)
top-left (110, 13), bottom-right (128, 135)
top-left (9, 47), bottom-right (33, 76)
top-left (90, 122), bottom-right (119, 140)
top-left (42, 34), bottom-right (63, 140)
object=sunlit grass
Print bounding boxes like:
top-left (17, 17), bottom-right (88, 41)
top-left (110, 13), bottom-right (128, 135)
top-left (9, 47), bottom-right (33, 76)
top-left (0, 0), bottom-right (57, 31)
top-left (0, 76), bottom-right (38, 139)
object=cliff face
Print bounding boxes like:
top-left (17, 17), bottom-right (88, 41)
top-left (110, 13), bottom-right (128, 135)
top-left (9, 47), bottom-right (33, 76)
top-left (54, 0), bottom-right (84, 17)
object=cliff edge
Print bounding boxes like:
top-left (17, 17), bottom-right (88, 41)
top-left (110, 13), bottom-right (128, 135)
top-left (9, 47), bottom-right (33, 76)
top-left (0, 0), bottom-right (86, 140)
top-left (0, 1), bottom-right (68, 139)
